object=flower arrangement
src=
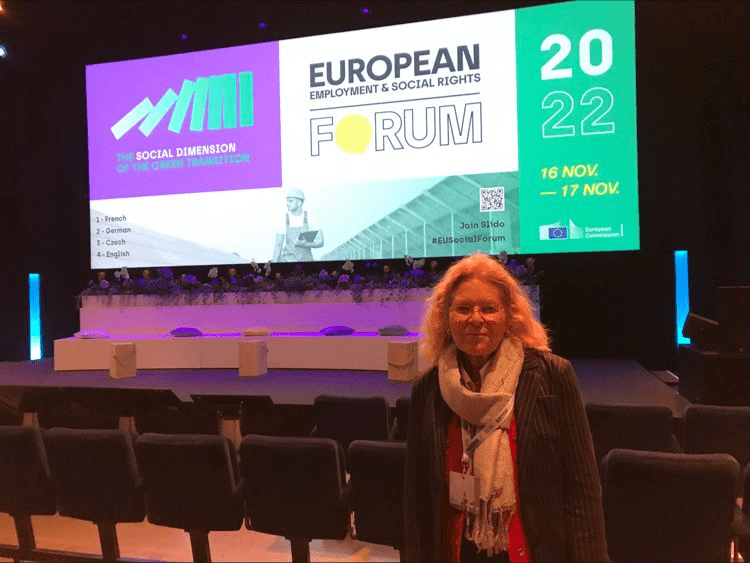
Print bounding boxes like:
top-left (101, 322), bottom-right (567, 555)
top-left (80, 253), bottom-right (542, 301)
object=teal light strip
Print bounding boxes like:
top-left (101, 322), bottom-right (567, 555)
top-left (168, 79), bottom-right (196, 134)
top-left (190, 77), bottom-right (210, 132)
top-left (674, 250), bottom-right (690, 345)
top-left (29, 273), bottom-right (41, 360)
top-left (223, 73), bottom-right (238, 129)
top-left (207, 75), bottom-right (222, 130)
top-left (239, 71), bottom-right (254, 127)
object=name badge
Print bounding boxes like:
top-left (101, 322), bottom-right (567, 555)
top-left (449, 470), bottom-right (477, 510)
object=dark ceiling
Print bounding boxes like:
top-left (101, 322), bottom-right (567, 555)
top-left (0, 1), bottom-right (557, 60)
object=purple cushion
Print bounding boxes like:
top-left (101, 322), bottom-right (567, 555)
top-left (320, 326), bottom-right (355, 336)
top-left (377, 325), bottom-right (410, 336)
top-left (170, 327), bottom-right (203, 337)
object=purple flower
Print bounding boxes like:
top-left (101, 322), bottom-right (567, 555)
top-left (338, 274), bottom-right (350, 284)
top-left (99, 279), bottom-right (110, 289)
top-left (158, 268), bottom-right (174, 280)
top-left (182, 274), bottom-right (198, 284)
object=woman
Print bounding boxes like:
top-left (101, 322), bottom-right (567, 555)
top-left (404, 253), bottom-right (608, 562)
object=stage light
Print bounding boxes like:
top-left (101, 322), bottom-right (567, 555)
top-left (674, 250), bottom-right (690, 345)
top-left (180, 33), bottom-right (188, 41)
top-left (29, 273), bottom-right (41, 360)
top-left (360, 7), bottom-right (370, 16)
top-left (258, 21), bottom-right (267, 30)
top-left (0, 44), bottom-right (7, 59)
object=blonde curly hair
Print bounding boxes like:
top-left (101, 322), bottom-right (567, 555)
top-left (420, 252), bottom-right (549, 368)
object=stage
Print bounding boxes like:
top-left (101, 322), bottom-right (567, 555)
top-left (53, 332), bottom-right (425, 372)
top-left (0, 357), bottom-right (688, 415)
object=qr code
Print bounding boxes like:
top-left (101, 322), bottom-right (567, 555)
top-left (480, 187), bottom-right (504, 212)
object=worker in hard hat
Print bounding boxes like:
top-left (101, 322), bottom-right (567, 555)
top-left (272, 188), bottom-right (324, 262)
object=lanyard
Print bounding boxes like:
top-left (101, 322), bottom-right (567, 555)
top-left (461, 396), bottom-right (515, 473)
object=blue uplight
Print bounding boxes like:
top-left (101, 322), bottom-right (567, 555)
top-left (674, 250), bottom-right (690, 345)
top-left (29, 273), bottom-right (41, 360)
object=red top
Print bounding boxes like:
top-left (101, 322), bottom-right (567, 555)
top-left (443, 413), bottom-right (531, 562)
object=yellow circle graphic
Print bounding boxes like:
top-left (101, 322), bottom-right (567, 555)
top-left (335, 114), bottom-right (372, 154)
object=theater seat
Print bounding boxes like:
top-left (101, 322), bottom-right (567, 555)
top-left (348, 440), bottom-right (406, 557)
top-left (134, 400), bottom-right (220, 435)
top-left (43, 427), bottom-right (146, 561)
top-left (603, 448), bottom-right (738, 562)
top-left (391, 397), bottom-right (410, 441)
top-left (135, 433), bottom-right (244, 563)
top-left (311, 395), bottom-right (391, 468)
top-left (240, 435), bottom-right (350, 563)
top-left (0, 426), bottom-right (57, 561)
top-left (585, 402), bottom-right (681, 479)
top-left (683, 404), bottom-right (750, 487)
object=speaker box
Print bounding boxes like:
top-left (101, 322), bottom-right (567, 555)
top-left (682, 313), bottom-right (719, 349)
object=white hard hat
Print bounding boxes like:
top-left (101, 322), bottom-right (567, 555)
top-left (286, 188), bottom-right (305, 201)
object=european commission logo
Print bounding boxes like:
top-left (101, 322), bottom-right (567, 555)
top-left (110, 72), bottom-right (255, 140)
top-left (549, 227), bottom-right (567, 239)
top-left (539, 220), bottom-right (583, 241)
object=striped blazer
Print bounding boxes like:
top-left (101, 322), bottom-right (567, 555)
top-left (404, 348), bottom-right (609, 562)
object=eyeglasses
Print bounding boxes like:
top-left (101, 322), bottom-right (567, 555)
top-left (449, 303), bottom-right (504, 321)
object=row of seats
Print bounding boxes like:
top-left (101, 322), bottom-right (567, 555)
top-left (4, 426), bottom-right (750, 562)
top-left (0, 427), bottom-right (406, 563)
top-left (4, 386), bottom-right (750, 561)
top-left (0, 386), bottom-right (412, 444)
top-left (9, 389), bottom-right (748, 471)
top-left (8, 387), bottom-right (748, 476)
top-left (586, 403), bottom-right (750, 481)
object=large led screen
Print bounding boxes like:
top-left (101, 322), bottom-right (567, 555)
top-left (86, 0), bottom-right (638, 268)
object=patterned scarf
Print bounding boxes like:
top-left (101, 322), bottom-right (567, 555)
top-left (438, 337), bottom-right (524, 555)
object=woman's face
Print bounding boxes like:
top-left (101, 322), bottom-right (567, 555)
top-left (448, 277), bottom-right (507, 367)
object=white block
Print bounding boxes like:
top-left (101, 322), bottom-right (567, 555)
top-left (388, 339), bottom-right (419, 381)
top-left (239, 340), bottom-right (268, 377)
top-left (110, 342), bottom-right (136, 379)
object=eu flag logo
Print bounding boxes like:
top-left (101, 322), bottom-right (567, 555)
top-left (549, 227), bottom-right (568, 239)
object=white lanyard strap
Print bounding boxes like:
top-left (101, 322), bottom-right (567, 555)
top-left (461, 395), bottom-right (515, 471)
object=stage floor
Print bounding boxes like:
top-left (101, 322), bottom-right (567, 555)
top-left (0, 357), bottom-right (689, 416)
